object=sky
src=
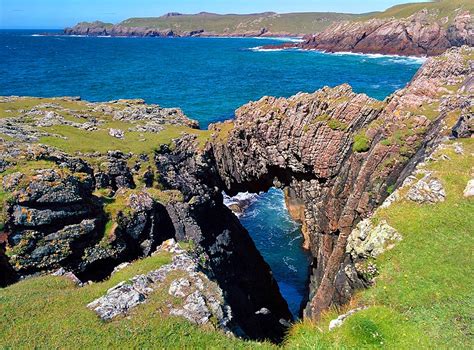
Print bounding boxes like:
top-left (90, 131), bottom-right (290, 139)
top-left (0, 0), bottom-right (431, 29)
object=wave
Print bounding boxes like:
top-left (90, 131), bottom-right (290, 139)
top-left (251, 37), bottom-right (304, 43)
top-left (249, 45), bottom-right (427, 64)
top-left (249, 46), bottom-right (286, 52)
top-left (329, 51), bottom-right (427, 64)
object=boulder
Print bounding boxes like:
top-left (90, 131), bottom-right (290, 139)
top-left (346, 219), bottom-right (402, 259)
top-left (463, 179), bottom-right (474, 197)
top-left (407, 174), bottom-right (446, 204)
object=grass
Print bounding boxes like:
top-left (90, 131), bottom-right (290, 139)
top-left (284, 138), bottom-right (474, 349)
top-left (0, 251), bottom-right (270, 349)
top-left (352, 132), bottom-right (371, 152)
top-left (39, 124), bottom-right (209, 155)
top-left (118, 12), bottom-right (358, 35)
top-left (366, 0), bottom-right (474, 22)
top-left (0, 96), bottom-right (212, 155)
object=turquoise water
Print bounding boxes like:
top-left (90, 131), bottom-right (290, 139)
top-left (0, 30), bottom-right (422, 316)
top-left (237, 188), bottom-right (311, 317)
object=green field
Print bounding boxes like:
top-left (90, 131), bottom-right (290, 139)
top-left (368, 0), bottom-right (474, 20)
top-left (72, 1), bottom-right (474, 36)
top-left (118, 12), bottom-right (357, 35)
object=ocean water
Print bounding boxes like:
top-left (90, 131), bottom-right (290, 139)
top-left (0, 30), bottom-right (422, 316)
top-left (237, 188), bottom-right (311, 317)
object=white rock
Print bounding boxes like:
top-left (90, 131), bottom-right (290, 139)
top-left (406, 174), bottom-right (446, 204)
top-left (463, 179), bottom-right (474, 197)
top-left (109, 128), bottom-right (125, 139)
top-left (329, 307), bottom-right (367, 331)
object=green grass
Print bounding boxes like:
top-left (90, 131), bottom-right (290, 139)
top-left (119, 12), bottom-right (358, 35)
top-left (353, 132), bottom-right (371, 152)
top-left (1, 96), bottom-right (212, 155)
top-left (0, 251), bottom-right (270, 349)
top-left (327, 119), bottom-right (349, 131)
top-left (284, 138), bottom-right (474, 349)
top-left (39, 124), bottom-right (209, 154)
top-left (366, 0), bottom-right (474, 22)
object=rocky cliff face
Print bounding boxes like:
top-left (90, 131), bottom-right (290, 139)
top-left (210, 46), bottom-right (473, 318)
top-left (0, 47), bottom-right (472, 340)
top-left (0, 98), bottom-right (292, 341)
top-left (265, 9), bottom-right (473, 56)
top-left (63, 22), bottom-right (287, 38)
top-left (301, 10), bottom-right (473, 56)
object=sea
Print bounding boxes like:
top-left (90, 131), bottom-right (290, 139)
top-left (0, 29), bottom-right (423, 317)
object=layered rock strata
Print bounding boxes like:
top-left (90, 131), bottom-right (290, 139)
top-left (264, 10), bottom-right (473, 56)
top-left (0, 46), bottom-right (472, 339)
top-left (209, 46), bottom-right (473, 318)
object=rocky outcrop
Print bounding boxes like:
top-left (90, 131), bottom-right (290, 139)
top-left (265, 9), bottom-right (473, 56)
top-left (346, 219), bottom-right (402, 259)
top-left (209, 46), bottom-right (473, 319)
top-left (1, 47), bottom-right (472, 340)
top-left (0, 98), bottom-right (292, 342)
top-left (406, 174), bottom-right (446, 204)
top-left (88, 239), bottom-right (234, 332)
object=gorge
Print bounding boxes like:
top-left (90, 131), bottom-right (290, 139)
top-left (1, 41), bottom-right (472, 342)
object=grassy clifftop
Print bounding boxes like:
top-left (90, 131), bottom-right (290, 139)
top-left (118, 12), bottom-right (357, 35)
top-left (368, 0), bottom-right (474, 20)
top-left (286, 138), bottom-right (473, 349)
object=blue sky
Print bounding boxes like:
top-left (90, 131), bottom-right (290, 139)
top-left (0, 0), bottom-right (431, 29)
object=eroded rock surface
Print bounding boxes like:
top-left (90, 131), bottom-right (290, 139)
top-left (88, 239), bottom-right (234, 331)
top-left (209, 46), bottom-right (473, 319)
top-left (265, 9), bottom-right (474, 56)
top-left (1, 46), bottom-right (472, 338)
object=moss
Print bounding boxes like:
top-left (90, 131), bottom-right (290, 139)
top-left (327, 119), bottom-right (349, 131)
top-left (314, 113), bottom-right (331, 123)
top-left (147, 188), bottom-right (184, 204)
top-left (212, 120), bottom-right (235, 144)
top-left (352, 132), bottom-right (371, 153)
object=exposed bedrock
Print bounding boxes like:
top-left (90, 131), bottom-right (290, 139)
top-left (265, 10), bottom-right (473, 56)
top-left (209, 46), bottom-right (473, 319)
top-left (154, 137), bottom-right (293, 341)
top-left (0, 47), bottom-right (472, 339)
top-left (1, 139), bottom-right (293, 341)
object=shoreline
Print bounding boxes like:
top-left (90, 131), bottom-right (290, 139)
top-left (250, 45), bottom-right (429, 60)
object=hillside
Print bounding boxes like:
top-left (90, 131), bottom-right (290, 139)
top-left (367, 0), bottom-right (474, 21)
top-left (64, 12), bottom-right (357, 37)
top-left (265, 0), bottom-right (473, 56)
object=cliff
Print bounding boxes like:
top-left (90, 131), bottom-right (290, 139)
top-left (63, 12), bottom-right (356, 38)
top-left (0, 97), bottom-right (292, 341)
top-left (262, 0), bottom-right (473, 56)
top-left (0, 46), bottom-right (472, 342)
top-left (210, 46), bottom-right (473, 317)
top-left (297, 9), bottom-right (473, 56)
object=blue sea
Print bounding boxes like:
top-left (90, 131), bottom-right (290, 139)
top-left (0, 30), bottom-right (423, 316)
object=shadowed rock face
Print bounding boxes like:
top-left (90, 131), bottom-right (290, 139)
top-left (209, 46), bottom-right (473, 318)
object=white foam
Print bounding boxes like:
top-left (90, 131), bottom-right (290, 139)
top-left (249, 46), bottom-right (285, 52)
top-left (329, 51), bottom-right (427, 64)
top-left (251, 36), bottom-right (304, 43)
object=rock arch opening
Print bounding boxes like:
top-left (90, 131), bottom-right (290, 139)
top-left (224, 187), bottom-right (312, 318)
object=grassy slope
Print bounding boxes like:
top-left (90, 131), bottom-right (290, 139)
top-left (119, 13), bottom-right (357, 34)
top-left (0, 97), bottom-right (211, 155)
top-left (367, 0), bottom-right (474, 20)
top-left (285, 138), bottom-right (473, 349)
top-left (0, 249), bottom-right (270, 349)
top-left (82, 0), bottom-right (474, 35)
